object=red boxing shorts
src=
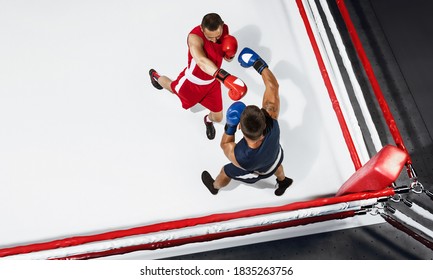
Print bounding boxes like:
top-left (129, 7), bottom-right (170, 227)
top-left (170, 68), bottom-right (223, 113)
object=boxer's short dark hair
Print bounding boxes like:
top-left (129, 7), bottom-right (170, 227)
top-left (201, 13), bottom-right (224, 31)
top-left (240, 105), bottom-right (266, 140)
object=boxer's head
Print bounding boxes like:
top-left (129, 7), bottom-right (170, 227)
top-left (201, 13), bottom-right (224, 43)
top-left (240, 105), bottom-right (266, 141)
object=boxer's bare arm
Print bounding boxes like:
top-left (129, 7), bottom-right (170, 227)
top-left (261, 67), bottom-right (280, 120)
top-left (188, 34), bottom-right (218, 76)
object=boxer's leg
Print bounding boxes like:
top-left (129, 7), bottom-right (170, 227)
top-left (201, 168), bottom-right (232, 195)
top-left (274, 165), bottom-right (293, 196)
top-left (149, 69), bottom-right (174, 93)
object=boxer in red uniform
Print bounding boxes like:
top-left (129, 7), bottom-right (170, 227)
top-left (149, 13), bottom-right (247, 140)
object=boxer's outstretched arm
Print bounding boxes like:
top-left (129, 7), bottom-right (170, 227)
top-left (188, 34), bottom-right (218, 76)
top-left (261, 67), bottom-right (280, 120)
top-left (238, 47), bottom-right (280, 119)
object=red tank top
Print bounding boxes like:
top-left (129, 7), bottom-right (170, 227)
top-left (187, 24), bottom-right (229, 81)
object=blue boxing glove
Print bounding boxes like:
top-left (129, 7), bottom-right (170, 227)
top-left (225, 101), bottom-right (246, 135)
top-left (238, 47), bottom-right (268, 74)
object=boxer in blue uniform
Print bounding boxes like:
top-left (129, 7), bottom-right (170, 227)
top-left (202, 47), bottom-right (293, 196)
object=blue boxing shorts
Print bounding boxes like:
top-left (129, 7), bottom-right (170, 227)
top-left (224, 147), bottom-right (284, 184)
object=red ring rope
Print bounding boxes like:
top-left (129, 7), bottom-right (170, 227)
top-left (52, 211), bottom-right (357, 260)
top-left (0, 189), bottom-right (394, 258)
top-left (296, 0), bottom-right (362, 170)
top-left (335, 0), bottom-right (412, 167)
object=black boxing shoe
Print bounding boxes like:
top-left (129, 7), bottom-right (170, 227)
top-left (275, 177), bottom-right (293, 196)
top-left (149, 69), bottom-right (163, 90)
top-left (201, 171), bottom-right (219, 195)
top-left (204, 115), bottom-right (216, 140)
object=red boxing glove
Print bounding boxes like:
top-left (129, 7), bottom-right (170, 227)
top-left (221, 35), bottom-right (238, 60)
top-left (214, 69), bottom-right (247, 101)
top-left (225, 75), bottom-right (247, 100)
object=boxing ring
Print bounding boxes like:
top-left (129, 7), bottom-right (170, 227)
top-left (0, 0), bottom-right (432, 260)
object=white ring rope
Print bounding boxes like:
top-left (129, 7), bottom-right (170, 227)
top-left (317, 0), bottom-right (383, 153)
top-left (409, 202), bottom-right (433, 222)
top-left (391, 208), bottom-right (433, 240)
top-left (305, 0), bottom-right (370, 165)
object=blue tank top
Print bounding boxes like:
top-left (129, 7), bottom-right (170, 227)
top-left (234, 113), bottom-right (281, 173)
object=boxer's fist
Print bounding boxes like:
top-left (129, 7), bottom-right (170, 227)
top-left (224, 75), bottom-right (247, 101)
top-left (238, 47), bottom-right (268, 74)
top-left (221, 35), bottom-right (238, 60)
top-left (225, 101), bottom-right (246, 135)
top-left (214, 69), bottom-right (247, 101)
